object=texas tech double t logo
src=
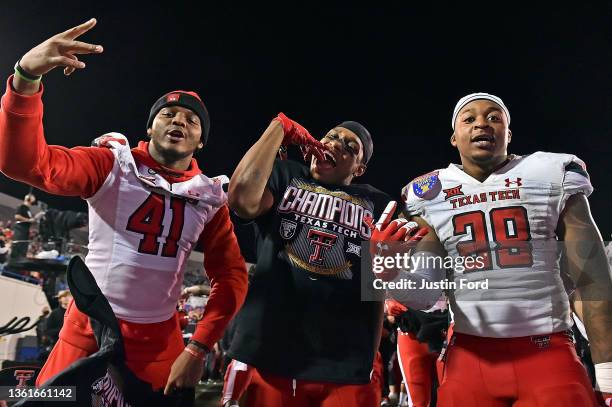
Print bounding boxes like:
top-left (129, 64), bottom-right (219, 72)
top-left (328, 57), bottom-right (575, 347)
top-left (307, 229), bottom-right (338, 264)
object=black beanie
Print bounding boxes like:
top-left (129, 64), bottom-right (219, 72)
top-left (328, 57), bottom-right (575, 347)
top-left (336, 121), bottom-right (373, 164)
top-left (147, 90), bottom-right (210, 145)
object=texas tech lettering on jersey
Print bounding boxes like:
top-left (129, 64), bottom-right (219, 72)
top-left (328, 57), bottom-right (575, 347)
top-left (403, 152), bottom-right (593, 338)
top-left (276, 179), bottom-right (375, 280)
top-left (447, 188), bottom-right (521, 209)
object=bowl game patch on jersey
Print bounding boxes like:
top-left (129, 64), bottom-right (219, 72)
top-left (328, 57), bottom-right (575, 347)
top-left (410, 171), bottom-right (442, 201)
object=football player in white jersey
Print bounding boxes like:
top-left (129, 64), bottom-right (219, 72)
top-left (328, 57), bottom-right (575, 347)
top-left (0, 19), bottom-right (248, 400)
top-left (398, 93), bottom-right (612, 406)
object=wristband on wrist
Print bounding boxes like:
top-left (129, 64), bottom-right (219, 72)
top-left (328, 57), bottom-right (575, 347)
top-left (184, 346), bottom-right (205, 361)
top-left (14, 60), bottom-right (42, 83)
top-left (188, 339), bottom-right (209, 353)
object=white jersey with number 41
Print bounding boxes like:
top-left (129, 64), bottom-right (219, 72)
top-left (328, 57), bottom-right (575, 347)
top-left (85, 137), bottom-right (228, 324)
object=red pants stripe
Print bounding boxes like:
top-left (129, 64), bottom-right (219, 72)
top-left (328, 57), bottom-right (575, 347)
top-left (220, 361), bottom-right (286, 406)
top-left (36, 299), bottom-right (184, 390)
top-left (438, 331), bottom-right (598, 407)
top-left (221, 360), bottom-right (254, 405)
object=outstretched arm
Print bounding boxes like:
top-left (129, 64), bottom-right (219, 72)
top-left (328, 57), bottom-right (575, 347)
top-left (0, 19), bottom-right (113, 198)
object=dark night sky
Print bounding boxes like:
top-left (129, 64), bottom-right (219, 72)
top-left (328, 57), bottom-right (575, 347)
top-left (0, 3), bottom-right (610, 235)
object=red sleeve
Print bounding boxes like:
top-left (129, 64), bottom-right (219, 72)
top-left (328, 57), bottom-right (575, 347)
top-left (192, 205), bottom-right (248, 349)
top-left (0, 76), bottom-right (114, 198)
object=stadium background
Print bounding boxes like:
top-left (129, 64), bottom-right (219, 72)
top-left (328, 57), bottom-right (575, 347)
top-left (0, 2), bottom-right (609, 236)
top-left (0, 3), bottom-right (610, 405)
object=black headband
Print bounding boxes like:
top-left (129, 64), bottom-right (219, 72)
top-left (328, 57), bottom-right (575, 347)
top-left (336, 121), bottom-right (373, 164)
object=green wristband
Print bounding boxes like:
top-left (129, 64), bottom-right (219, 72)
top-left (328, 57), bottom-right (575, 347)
top-left (14, 60), bottom-right (41, 83)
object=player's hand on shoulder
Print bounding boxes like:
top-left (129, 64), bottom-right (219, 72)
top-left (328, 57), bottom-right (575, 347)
top-left (91, 133), bottom-right (128, 148)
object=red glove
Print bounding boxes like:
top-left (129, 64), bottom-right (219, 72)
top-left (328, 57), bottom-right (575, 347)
top-left (299, 144), bottom-right (328, 164)
top-left (364, 201), bottom-right (429, 281)
top-left (385, 298), bottom-right (408, 317)
top-left (365, 201), bottom-right (428, 246)
top-left (275, 113), bottom-right (326, 162)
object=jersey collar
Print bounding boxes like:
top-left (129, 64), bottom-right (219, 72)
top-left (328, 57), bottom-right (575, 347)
top-left (131, 141), bottom-right (201, 183)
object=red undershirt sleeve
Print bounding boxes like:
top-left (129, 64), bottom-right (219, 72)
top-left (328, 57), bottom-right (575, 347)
top-left (0, 76), bottom-right (114, 198)
top-left (192, 205), bottom-right (248, 349)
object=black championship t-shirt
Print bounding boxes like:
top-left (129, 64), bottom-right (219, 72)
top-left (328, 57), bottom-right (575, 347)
top-left (229, 159), bottom-right (390, 384)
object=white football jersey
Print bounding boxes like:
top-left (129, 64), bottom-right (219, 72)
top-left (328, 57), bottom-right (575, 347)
top-left (85, 138), bottom-right (227, 323)
top-left (403, 152), bottom-right (592, 338)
